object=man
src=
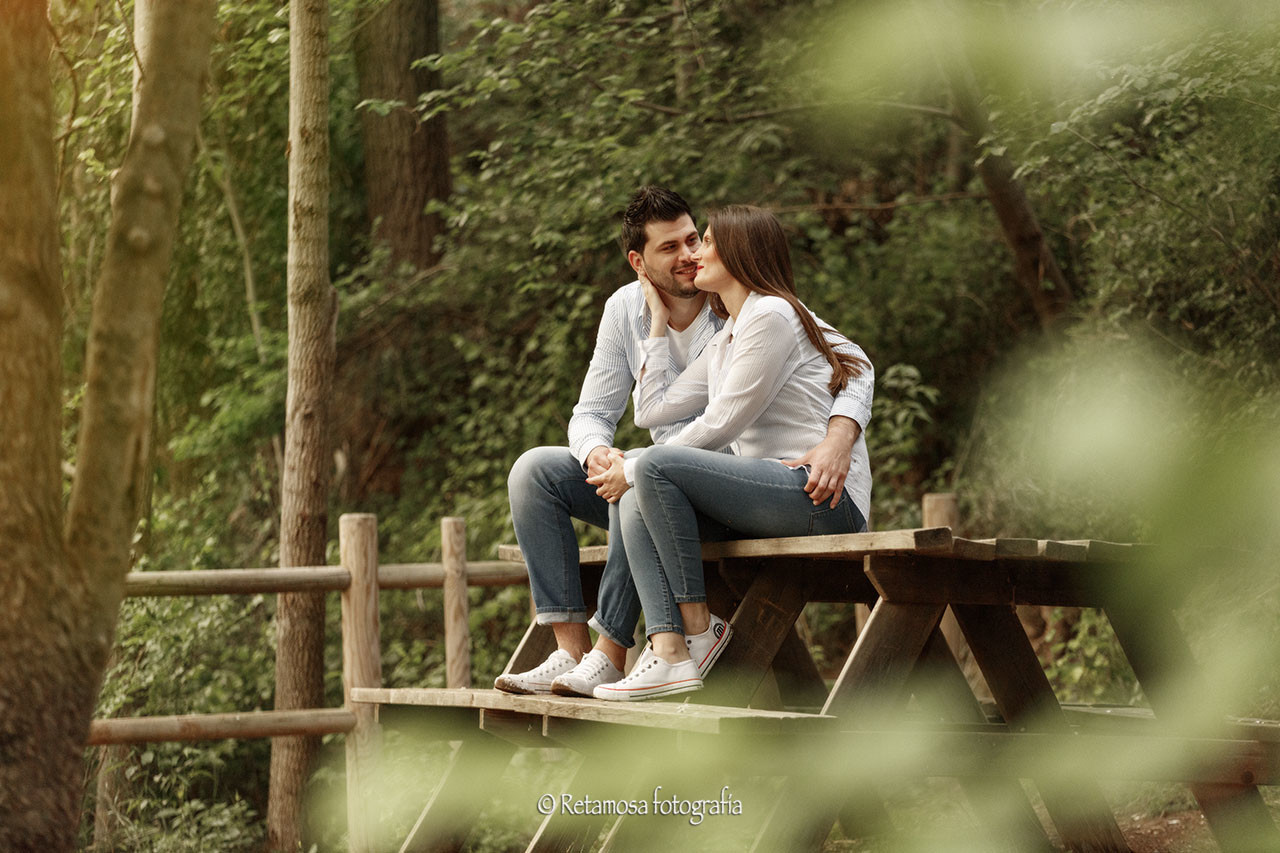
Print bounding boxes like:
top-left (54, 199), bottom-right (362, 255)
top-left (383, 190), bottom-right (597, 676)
top-left (497, 186), bottom-right (872, 697)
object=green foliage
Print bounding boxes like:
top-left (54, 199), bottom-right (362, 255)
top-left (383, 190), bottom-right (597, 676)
top-left (50, 0), bottom-right (1280, 846)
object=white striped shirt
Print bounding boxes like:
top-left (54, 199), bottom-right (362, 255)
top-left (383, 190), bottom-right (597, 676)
top-left (567, 282), bottom-right (874, 480)
top-left (630, 291), bottom-right (873, 521)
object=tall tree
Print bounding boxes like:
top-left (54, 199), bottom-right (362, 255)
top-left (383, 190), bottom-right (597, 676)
top-left (266, 0), bottom-right (337, 847)
top-left (0, 0), bottom-right (217, 848)
top-left (354, 0), bottom-right (451, 269)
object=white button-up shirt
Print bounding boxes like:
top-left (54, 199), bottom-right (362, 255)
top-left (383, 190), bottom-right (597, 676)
top-left (566, 282), bottom-right (874, 486)
top-left (629, 291), bottom-right (873, 521)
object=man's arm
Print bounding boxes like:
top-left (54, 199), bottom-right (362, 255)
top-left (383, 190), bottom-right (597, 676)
top-left (783, 331), bottom-right (874, 507)
top-left (567, 294), bottom-right (637, 471)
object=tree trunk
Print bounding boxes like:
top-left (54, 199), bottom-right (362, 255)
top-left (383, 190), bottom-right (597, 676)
top-left (0, 0), bottom-right (216, 848)
top-left (354, 0), bottom-right (451, 270)
top-left (267, 0), bottom-right (337, 848)
top-left (936, 18), bottom-right (1073, 330)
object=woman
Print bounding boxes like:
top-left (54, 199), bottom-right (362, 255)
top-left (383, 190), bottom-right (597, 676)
top-left (588, 205), bottom-right (872, 701)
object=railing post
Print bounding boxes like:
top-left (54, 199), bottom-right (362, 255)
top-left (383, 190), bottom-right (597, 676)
top-left (442, 516), bottom-right (472, 689)
top-left (340, 513), bottom-right (381, 853)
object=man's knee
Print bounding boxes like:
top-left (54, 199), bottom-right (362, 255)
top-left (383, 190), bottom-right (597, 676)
top-left (508, 445), bottom-right (573, 497)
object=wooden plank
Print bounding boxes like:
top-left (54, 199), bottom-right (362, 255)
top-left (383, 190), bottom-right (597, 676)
top-left (498, 528), bottom-right (954, 567)
top-left (478, 708), bottom-right (547, 749)
top-left (122, 561), bottom-right (527, 597)
top-left (952, 604), bottom-right (1131, 852)
top-left (717, 728), bottom-right (1280, 786)
top-left (1040, 540), bottom-right (1089, 562)
top-left (380, 561), bottom-right (526, 588)
top-left (1105, 603), bottom-right (1280, 851)
top-left (702, 527), bottom-right (953, 559)
top-left (700, 562), bottom-right (812, 707)
top-left (123, 566), bottom-right (350, 596)
top-left (498, 543), bottom-right (608, 566)
top-left (993, 538), bottom-right (1040, 558)
top-left (950, 538), bottom-right (998, 560)
top-left (528, 753), bottom-right (640, 853)
top-left (865, 554), bottom-right (1113, 607)
top-left (354, 688), bottom-right (837, 736)
top-left (87, 709), bottom-right (356, 744)
top-left (821, 599), bottom-right (947, 720)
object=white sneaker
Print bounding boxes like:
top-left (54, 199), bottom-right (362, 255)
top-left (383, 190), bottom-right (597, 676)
top-left (686, 613), bottom-right (732, 678)
top-left (592, 654), bottom-right (702, 701)
top-left (494, 649), bottom-right (579, 695)
top-left (551, 649), bottom-right (623, 697)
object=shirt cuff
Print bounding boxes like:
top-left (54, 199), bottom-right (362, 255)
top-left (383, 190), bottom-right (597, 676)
top-left (622, 455), bottom-right (637, 486)
top-left (830, 398), bottom-right (871, 432)
top-left (572, 435), bottom-right (615, 471)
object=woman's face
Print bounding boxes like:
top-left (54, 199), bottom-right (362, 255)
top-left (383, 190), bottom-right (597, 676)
top-left (692, 227), bottom-right (733, 293)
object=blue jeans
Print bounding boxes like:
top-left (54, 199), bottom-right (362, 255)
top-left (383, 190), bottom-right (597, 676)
top-left (507, 446), bottom-right (642, 647)
top-left (620, 445), bottom-right (868, 637)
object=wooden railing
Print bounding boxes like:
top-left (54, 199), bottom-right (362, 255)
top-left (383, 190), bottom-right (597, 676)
top-left (87, 514), bottom-right (525, 851)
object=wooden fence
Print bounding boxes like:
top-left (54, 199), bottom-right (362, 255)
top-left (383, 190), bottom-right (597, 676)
top-left (87, 514), bottom-right (526, 851)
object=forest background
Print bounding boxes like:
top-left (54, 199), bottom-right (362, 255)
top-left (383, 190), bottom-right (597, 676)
top-left (37, 0), bottom-right (1280, 849)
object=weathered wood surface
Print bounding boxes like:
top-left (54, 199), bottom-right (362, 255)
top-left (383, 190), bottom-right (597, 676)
top-left (350, 688), bottom-right (837, 736)
top-left (122, 561), bottom-right (524, 596)
top-left (865, 554), bottom-right (1121, 607)
top-left (497, 530), bottom-right (1156, 567)
top-left (953, 603), bottom-right (1132, 853)
top-left (442, 517), bottom-right (471, 689)
top-left (88, 709), bottom-right (356, 744)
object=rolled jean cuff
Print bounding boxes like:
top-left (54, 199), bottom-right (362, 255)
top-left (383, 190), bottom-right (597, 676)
top-left (535, 609), bottom-right (590, 625)
top-left (644, 622), bottom-right (683, 638)
top-left (672, 594), bottom-right (706, 605)
top-left (588, 614), bottom-right (635, 649)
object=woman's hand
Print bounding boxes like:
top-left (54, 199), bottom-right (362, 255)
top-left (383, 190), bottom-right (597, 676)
top-left (639, 269), bottom-right (669, 335)
top-left (585, 449), bottom-right (630, 503)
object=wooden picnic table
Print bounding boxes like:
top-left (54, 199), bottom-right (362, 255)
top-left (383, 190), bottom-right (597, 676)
top-left (354, 527), bottom-right (1280, 852)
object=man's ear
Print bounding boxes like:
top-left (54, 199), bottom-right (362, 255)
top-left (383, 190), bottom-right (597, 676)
top-left (627, 250), bottom-right (645, 275)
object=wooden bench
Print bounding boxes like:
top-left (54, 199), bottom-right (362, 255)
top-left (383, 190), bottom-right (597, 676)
top-left (353, 528), bottom-right (1280, 852)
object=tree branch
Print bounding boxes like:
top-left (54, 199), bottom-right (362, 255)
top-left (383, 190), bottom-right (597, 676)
top-left (585, 77), bottom-right (958, 126)
top-left (1066, 126), bottom-right (1279, 313)
top-left (772, 192), bottom-right (987, 215)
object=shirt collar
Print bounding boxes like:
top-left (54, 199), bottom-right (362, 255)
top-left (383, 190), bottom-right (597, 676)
top-left (722, 291), bottom-right (765, 339)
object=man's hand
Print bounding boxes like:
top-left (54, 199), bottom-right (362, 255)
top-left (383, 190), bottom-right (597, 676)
top-left (586, 445), bottom-right (623, 479)
top-left (586, 450), bottom-right (630, 503)
top-left (781, 416), bottom-right (860, 508)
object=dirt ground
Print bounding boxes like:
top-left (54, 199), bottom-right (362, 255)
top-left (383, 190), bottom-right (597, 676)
top-left (1120, 810), bottom-right (1215, 853)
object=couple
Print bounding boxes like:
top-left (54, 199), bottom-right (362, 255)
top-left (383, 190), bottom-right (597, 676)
top-left (497, 186), bottom-right (873, 702)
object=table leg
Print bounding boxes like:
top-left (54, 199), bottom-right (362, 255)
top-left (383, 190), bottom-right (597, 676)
top-left (1105, 603), bottom-right (1280, 853)
top-left (398, 730), bottom-right (517, 853)
top-left (952, 604), bottom-right (1132, 853)
top-left (701, 562), bottom-right (810, 707)
top-left (913, 629), bottom-right (1056, 852)
top-left (752, 600), bottom-right (946, 851)
top-left (527, 753), bottom-right (640, 853)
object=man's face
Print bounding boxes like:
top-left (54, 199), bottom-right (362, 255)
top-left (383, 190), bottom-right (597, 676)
top-left (634, 215), bottom-right (702, 299)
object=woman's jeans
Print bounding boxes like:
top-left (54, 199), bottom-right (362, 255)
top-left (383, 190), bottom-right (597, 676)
top-left (620, 445), bottom-right (868, 637)
top-left (507, 446), bottom-right (641, 647)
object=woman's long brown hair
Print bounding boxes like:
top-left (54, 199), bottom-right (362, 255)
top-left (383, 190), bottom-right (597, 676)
top-left (706, 205), bottom-right (867, 395)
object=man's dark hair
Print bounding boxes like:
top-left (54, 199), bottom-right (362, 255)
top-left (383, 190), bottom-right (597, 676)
top-left (620, 186), bottom-right (694, 255)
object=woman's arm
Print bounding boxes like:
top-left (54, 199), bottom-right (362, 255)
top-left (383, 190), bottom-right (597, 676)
top-left (662, 306), bottom-right (799, 450)
top-left (632, 338), bottom-right (711, 428)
